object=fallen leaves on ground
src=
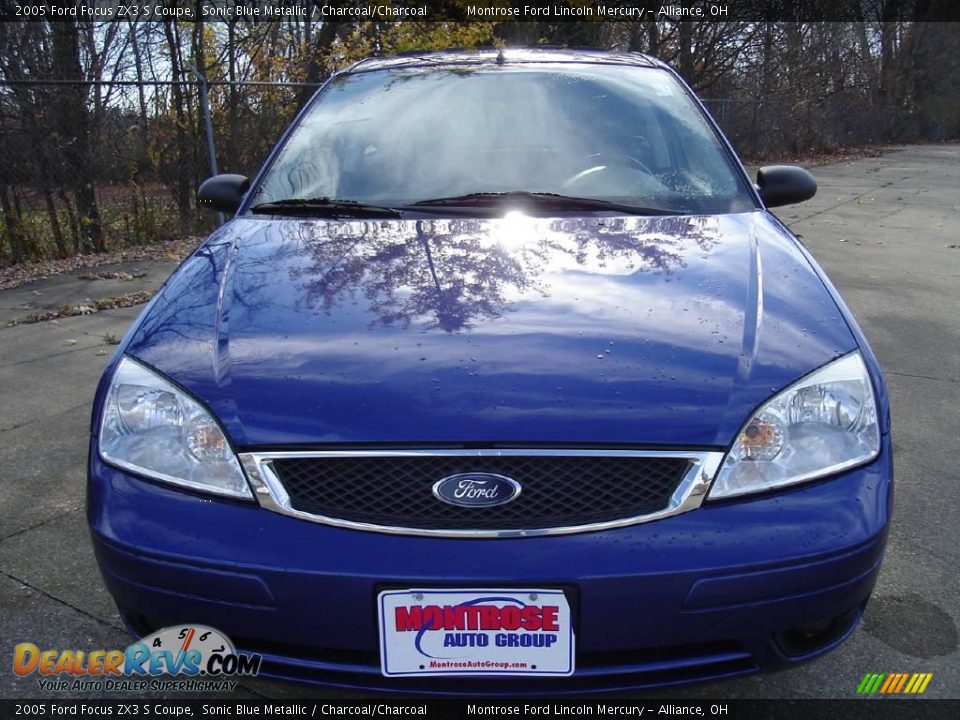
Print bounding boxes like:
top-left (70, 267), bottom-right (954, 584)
top-left (6, 291), bottom-right (154, 327)
top-left (0, 237), bottom-right (200, 292)
top-left (741, 144), bottom-right (892, 167)
top-left (78, 271), bottom-right (148, 282)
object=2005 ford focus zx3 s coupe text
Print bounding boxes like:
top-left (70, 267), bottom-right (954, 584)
top-left (88, 49), bottom-right (890, 694)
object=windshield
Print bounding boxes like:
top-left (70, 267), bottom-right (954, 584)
top-left (250, 63), bottom-right (756, 215)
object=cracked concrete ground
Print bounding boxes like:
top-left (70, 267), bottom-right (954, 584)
top-left (0, 145), bottom-right (957, 700)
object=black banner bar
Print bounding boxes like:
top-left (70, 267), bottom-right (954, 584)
top-left (2, 700), bottom-right (960, 720)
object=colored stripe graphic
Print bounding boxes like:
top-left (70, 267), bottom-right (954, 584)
top-left (857, 672), bottom-right (932, 694)
top-left (894, 673), bottom-right (909, 693)
top-left (857, 673), bottom-right (885, 693)
top-left (879, 673), bottom-right (897, 693)
top-left (906, 673), bottom-right (933, 694)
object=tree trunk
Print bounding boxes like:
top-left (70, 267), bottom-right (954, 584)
top-left (49, 11), bottom-right (104, 252)
top-left (193, 15), bottom-right (210, 187)
top-left (128, 20), bottom-right (151, 178)
top-left (298, 20), bottom-right (346, 108)
top-left (162, 20), bottom-right (194, 236)
top-left (0, 184), bottom-right (25, 264)
top-left (678, 22), bottom-right (695, 85)
top-left (227, 20), bottom-right (239, 171)
top-left (43, 189), bottom-right (67, 258)
top-left (58, 187), bottom-right (81, 254)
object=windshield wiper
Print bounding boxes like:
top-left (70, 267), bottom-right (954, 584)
top-left (407, 191), bottom-right (675, 216)
top-left (249, 198), bottom-right (402, 218)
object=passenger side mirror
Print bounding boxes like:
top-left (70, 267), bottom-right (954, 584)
top-left (757, 166), bottom-right (817, 208)
top-left (197, 174), bottom-right (249, 214)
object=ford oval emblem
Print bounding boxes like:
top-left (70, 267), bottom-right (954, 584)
top-left (432, 472), bottom-right (521, 508)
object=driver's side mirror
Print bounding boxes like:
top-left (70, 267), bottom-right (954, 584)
top-left (197, 174), bottom-right (249, 214)
top-left (756, 166), bottom-right (817, 208)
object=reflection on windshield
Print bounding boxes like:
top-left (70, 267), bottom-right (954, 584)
top-left (252, 64), bottom-right (755, 215)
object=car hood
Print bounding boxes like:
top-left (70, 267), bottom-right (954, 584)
top-left (125, 212), bottom-right (856, 448)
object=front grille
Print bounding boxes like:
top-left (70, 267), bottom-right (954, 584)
top-left (269, 454), bottom-right (690, 531)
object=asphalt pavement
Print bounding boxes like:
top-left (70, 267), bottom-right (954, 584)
top-left (0, 145), bottom-right (957, 700)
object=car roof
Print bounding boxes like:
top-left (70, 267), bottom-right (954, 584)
top-left (343, 47), bottom-right (664, 75)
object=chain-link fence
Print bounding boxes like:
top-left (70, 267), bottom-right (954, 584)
top-left (0, 78), bottom-right (314, 266)
top-left (702, 90), bottom-right (914, 161)
top-left (701, 98), bottom-right (760, 155)
top-left (0, 78), bottom-right (892, 266)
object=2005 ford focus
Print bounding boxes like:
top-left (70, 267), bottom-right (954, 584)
top-left (88, 49), bottom-right (890, 694)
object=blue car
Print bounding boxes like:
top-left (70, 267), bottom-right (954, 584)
top-left (88, 49), bottom-right (890, 694)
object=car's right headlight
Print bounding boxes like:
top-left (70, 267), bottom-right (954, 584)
top-left (709, 351), bottom-right (881, 499)
top-left (99, 356), bottom-right (251, 499)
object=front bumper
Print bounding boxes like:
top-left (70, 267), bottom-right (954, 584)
top-left (87, 436), bottom-right (891, 695)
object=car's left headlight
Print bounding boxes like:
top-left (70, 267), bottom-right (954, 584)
top-left (709, 351), bottom-right (881, 499)
top-left (99, 356), bottom-right (252, 499)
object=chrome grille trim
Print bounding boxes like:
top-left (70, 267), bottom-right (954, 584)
top-left (239, 449), bottom-right (724, 538)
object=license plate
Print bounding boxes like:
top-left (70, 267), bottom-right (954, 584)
top-left (378, 588), bottom-right (575, 677)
